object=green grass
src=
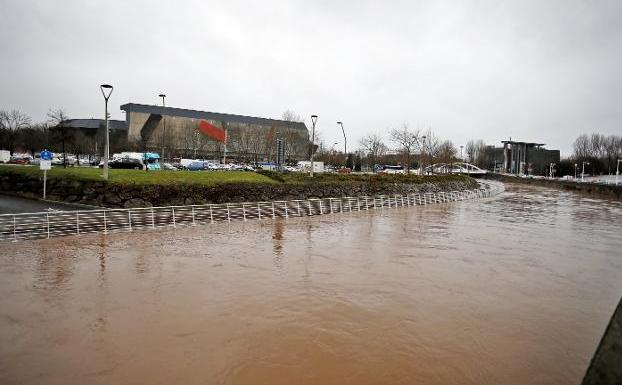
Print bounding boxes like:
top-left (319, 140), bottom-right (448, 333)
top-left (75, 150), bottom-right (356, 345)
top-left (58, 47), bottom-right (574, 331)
top-left (0, 165), bottom-right (473, 186)
top-left (0, 165), bottom-right (276, 186)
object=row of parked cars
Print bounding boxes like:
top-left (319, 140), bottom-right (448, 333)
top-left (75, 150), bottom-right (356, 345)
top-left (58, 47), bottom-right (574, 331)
top-left (0, 151), bottom-right (98, 166)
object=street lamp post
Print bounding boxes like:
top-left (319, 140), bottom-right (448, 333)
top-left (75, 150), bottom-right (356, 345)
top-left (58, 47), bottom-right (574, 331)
top-left (159, 93), bottom-right (166, 161)
top-left (194, 131), bottom-right (199, 159)
top-left (100, 84), bottom-right (113, 181)
top-left (310, 115), bottom-right (318, 177)
top-left (420, 135), bottom-right (427, 175)
top-left (581, 161), bottom-right (589, 182)
top-left (337, 121), bottom-right (347, 168)
top-left (460, 145), bottom-right (464, 162)
top-left (574, 163), bottom-right (578, 179)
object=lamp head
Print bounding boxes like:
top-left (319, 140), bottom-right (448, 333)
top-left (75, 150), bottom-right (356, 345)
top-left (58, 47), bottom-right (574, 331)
top-left (159, 94), bottom-right (166, 98)
top-left (311, 115), bottom-right (318, 125)
top-left (100, 84), bottom-right (113, 99)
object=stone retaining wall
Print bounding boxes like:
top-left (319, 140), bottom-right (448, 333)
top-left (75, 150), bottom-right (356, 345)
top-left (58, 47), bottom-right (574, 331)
top-left (0, 173), bottom-right (478, 208)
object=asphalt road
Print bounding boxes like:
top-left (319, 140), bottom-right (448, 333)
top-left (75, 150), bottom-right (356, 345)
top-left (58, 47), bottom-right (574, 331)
top-left (0, 194), bottom-right (89, 214)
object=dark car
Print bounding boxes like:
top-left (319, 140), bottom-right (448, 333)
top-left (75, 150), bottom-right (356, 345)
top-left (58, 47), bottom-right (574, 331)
top-left (99, 158), bottom-right (145, 170)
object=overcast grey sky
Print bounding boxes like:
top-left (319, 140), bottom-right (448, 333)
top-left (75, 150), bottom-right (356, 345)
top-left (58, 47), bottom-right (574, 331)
top-left (1, 0), bottom-right (621, 155)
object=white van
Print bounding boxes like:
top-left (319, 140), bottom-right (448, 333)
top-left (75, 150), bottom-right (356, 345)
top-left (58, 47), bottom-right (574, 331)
top-left (0, 150), bottom-right (10, 163)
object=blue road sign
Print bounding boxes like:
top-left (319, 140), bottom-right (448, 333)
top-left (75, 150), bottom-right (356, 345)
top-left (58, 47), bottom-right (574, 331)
top-left (40, 150), bottom-right (53, 161)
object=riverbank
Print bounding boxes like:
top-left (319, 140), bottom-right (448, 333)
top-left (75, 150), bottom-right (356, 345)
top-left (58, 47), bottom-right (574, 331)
top-left (0, 166), bottom-right (478, 208)
top-left (484, 173), bottom-right (622, 200)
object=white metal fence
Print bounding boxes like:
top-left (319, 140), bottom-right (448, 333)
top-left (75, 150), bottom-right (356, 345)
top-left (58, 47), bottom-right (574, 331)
top-left (0, 185), bottom-right (503, 242)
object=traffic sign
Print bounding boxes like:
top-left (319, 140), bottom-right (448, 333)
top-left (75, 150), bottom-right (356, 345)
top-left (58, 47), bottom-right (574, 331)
top-left (40, 150), bottom-right (53, 161)
top-left (40, 160), bottom-right (51, 171)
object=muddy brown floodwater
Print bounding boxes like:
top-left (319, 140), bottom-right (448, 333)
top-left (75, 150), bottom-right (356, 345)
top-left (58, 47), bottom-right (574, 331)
top-left (1, 183), bottom-right (621, 385)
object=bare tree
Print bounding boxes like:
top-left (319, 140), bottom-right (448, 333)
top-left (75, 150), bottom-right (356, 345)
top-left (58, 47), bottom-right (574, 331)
top-left (390, 123), bottom-right (420, 171)
top-left (282, 109), bottom-right (303, 123)
top-left (464, 139), bottom-right (486, 167)
top-left (19, 123), bottom-right (49, 158)
top-left (47, 108), bottom-right (71, 166)
top-left (0, 109), bottom-right (32, 155)
top-left (436, 140), bottom-right (457, 167)
top-left (358, 134), bottom-right (387, 170)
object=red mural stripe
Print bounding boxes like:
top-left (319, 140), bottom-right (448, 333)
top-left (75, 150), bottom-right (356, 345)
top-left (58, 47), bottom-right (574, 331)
top-left (198, 120), bottom-right (226, 142)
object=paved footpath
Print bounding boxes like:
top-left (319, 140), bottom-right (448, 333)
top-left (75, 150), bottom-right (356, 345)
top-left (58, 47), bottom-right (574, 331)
top-left (0, 194), bottom-right (92, 214)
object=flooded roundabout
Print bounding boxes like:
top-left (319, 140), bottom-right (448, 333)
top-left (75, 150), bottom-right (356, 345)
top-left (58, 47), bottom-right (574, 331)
top-left (1, 183), bottom-right (621, 385)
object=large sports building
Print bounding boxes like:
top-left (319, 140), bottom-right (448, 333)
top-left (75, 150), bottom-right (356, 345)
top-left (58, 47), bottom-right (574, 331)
top-left (120, 103), bottom-right (310, 162)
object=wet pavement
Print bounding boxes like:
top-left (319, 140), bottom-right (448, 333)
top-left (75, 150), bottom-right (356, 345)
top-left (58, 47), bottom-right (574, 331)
top-left (0, 194), bottom-right (88, 214)
top-left (1, 183), bottom-right (621, 385)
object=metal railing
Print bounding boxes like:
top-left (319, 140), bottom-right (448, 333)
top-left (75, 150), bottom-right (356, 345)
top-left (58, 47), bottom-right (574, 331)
top-left (0, 184), bottom-right (503, 242)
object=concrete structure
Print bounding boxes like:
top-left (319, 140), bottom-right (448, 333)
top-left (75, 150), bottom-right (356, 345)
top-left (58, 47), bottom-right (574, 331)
top-left (484, 140), bottom-right (560, 176)
top-left (581, 297), bottom-right (622, 385)
top-left (120, 103), bottom-right (310, 162)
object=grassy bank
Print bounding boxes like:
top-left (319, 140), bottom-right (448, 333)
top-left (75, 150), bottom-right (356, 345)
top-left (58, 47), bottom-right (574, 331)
top-left (0, 165), bottom-right (474, 186)
top-left (0, 165), bottom-right (276, 186)
top-left (0, 165), bottom-right (478, 207)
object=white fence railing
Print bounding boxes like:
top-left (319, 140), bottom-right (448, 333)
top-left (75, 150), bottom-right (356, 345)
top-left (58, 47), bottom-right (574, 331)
top-left (0, 185), bottom-right (503, 242)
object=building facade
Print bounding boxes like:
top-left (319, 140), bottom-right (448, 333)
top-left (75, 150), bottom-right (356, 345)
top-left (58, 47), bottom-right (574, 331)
top-left (484, 140), bottom-right (560, 176)
top-left (120, 103), bottom-right (310, 162)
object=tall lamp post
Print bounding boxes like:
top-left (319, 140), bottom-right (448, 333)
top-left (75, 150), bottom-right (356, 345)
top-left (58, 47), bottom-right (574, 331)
top-left (581, 161), bottom-right (589, 182)
top-left (420, 135), bottom-right (427, 175)
top-left (574, 163), bottom-right (578, 179)
top-left (337, 121), bottom-right (347, 168)
top-left (100, 84), bottom-right (113, 181)
top-left (460, 145), bottom-right (464, 162)
top-left (310, 115), bottom-right (318, 177)
top-left (159, 93), bottom-right (166, 161)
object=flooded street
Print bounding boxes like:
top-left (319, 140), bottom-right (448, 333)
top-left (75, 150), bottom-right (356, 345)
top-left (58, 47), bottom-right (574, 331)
top-left (1, 183), bottom-right (621, 385)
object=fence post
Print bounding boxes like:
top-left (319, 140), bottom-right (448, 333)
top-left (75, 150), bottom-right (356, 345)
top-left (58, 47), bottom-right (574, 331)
top-left (172, 208), bottom-right (176, 228)
top-left (308, 200), bottom-right (313, 215)
top-left (128, 210), bottom-right (132, 232)
top-left (284, 202), bottom-right (288, 218)
top-left (242, 204), bottom-right (247, 221)
top-left (47, 213), bottom-right (50, 238)
top-left (192, 206), bottom-right (196, 226)
top-left (226, 204), bottom-right (231, 222)
top-left (257, 203), bottom-right (262, 220)
top-left (13, 215), bottom-right (16, 241)
top-left (339, 199), bottom-right (343, 214)
top-left (210, 204), bottom-right (214, 224)
top-left (271, 202), bottom-right (275, 219)
top-left (151, 208), bottom-right (155, 229)
top-left (297, 201), bottom-right (302, 216)
top-left (103, 210), bottom-right (107, 234)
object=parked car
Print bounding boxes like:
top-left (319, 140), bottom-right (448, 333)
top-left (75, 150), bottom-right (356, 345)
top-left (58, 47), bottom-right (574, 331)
top-left (9, 156), bottom-right (30, 165)
top-left (161, 162), bottom-right (178, 170)
top-left (99, 158), bottom-right (145, 170)
top-left (186, 161), bottom-right (208, 171)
